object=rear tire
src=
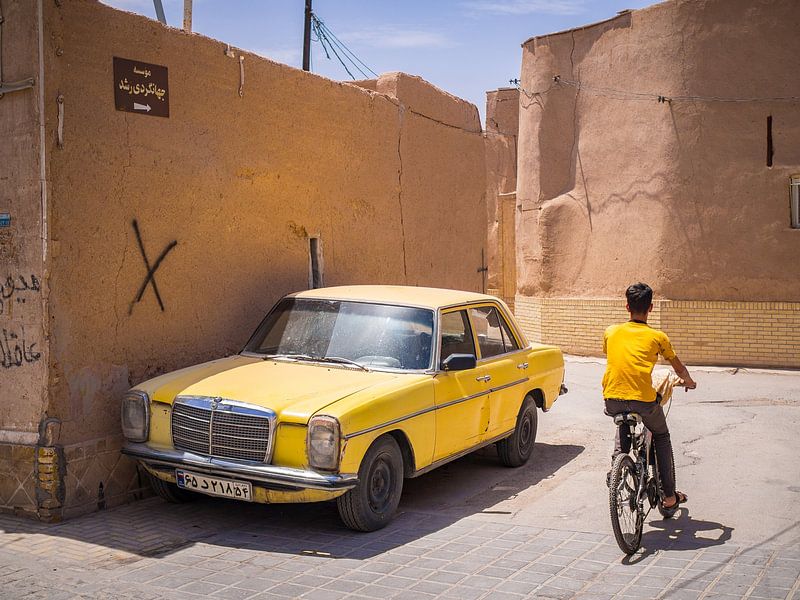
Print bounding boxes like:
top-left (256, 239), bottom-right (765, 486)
top-left (498, 396), bottom-right (537, 467)
top-left (609, 453), bottom-right (642, 555)
top-left (337, 435), bottom-right (404, 532)
top-left (147, 471), bottom-right (196, 503)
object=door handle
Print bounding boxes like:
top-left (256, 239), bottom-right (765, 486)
top-left (517, 362), bottom-right (529, 369)
top-left (475, 375), bottom-right (491, 382)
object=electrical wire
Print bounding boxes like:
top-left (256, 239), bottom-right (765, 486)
top-left (310, 12), bottom-right (377, 81)
top-left (314, 17), bottom-right (378, 78)
top-left (556, 75), bottom-right (800, 104)
top-left (313, 17), bottom-right (356, 80)
top-left (509, 78), bottom-right (556, 100)
top-left (310, 19), bottom-right (330, 60)
top-left (511, 76), bottom-right (800, 104)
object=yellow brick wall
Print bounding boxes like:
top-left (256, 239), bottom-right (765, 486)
top-left (488, 289), bottom-right (515, 314)
top-left (514, 296), bottom-right (800, 368)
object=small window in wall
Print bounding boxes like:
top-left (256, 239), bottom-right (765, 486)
top-left (766, 116), bottom-right (773, 168)
top-left (308, 237), bottom-right (324, 288)
top-left (791, 176), bottom-right (800, 229)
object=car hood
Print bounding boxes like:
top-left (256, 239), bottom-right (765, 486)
top-left (138, 355), bottom-right (402, 424)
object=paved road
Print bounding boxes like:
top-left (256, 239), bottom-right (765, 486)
top-left (1, 359), bottom-right (798, 599)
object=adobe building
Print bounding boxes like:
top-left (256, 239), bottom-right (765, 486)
top-left (512, 0), bottom-right (800, 368)
top-left (0, 0), bottom-right (506, 519)
top-left (484, 87), bottom-right (520, 312)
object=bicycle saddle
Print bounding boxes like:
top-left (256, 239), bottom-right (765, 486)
top-left (613, 413), bottom-right (642, 426)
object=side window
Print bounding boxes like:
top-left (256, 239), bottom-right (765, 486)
top-left (439, 310), bottom-right (475, 364)
top-left (498, 312), bottom-right (521, 353)
top-left (469, 306), bottom-right (519, 359)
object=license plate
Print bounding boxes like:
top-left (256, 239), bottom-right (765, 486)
top-left (175, 469), bottom-right (253, 502)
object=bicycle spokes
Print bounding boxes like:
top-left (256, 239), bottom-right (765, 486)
top-left (609, 454), bottom-right (644, 555)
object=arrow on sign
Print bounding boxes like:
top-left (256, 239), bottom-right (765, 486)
top-left (133, 102), bottom-right (152, 112)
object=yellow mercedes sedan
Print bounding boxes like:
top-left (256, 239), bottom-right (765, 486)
top-left (122, 286), bottom-right (566, 531)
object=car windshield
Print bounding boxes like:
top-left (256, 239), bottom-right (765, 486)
top-left (244, 298), bottom-right (435, 371)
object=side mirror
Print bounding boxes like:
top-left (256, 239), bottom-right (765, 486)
top-left (441, 353), bottom-right (477, 371)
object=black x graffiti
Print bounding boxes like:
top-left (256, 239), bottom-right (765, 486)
top-left (129, 219), bottom-right (177, 315)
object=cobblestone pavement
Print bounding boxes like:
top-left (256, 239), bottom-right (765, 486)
top-left (1, 495), bottom-right (798, 600)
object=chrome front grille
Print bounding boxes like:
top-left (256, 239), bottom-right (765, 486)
top-left (171, 396), bottom-right (276, 462)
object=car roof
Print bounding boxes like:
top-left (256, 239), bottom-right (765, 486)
top-left (290, 285), bottom-right (499, 310)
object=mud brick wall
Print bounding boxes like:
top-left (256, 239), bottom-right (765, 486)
top-left (1, 0), bottom-right (492, 520)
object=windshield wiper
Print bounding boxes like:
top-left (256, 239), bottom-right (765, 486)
top-left (261, 353), bottom-right (370, 371)
top-left (311, 356), bottom-right (371, 372)
top-left (261, 353), bottom-right (315, 361)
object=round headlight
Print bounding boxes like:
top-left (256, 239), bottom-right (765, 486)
top-left (121, 390), bottom-right (150, 442)
top-left (307, 415), bottom-right (340, 471)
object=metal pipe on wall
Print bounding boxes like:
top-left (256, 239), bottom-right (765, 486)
top-left (152, 0), bottom-right (166, 25)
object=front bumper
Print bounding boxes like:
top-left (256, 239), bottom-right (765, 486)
top-left (123, 442), bottom-right (358, 491)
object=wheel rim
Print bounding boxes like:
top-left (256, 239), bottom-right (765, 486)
top-left (367, 453), bottom-right (394, 513)
top-left (518, 411), bottom-right (533, 454)
top-left (614, 461), bottom-right (640, 545)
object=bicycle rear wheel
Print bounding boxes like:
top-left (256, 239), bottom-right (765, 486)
top-left (609, 453), bottom-right (643, 555)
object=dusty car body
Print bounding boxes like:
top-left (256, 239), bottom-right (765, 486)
top-left (122, 286), bottom-right (566, 530)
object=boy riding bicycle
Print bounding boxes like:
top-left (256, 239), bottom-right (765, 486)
top-left (603, 283), bottom-right (696, 510)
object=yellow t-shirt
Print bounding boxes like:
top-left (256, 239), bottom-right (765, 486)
top-left (602, 321), bottom-right (676, 402)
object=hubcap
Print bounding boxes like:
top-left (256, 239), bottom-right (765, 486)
top-left (368, 454), bottom-right (393, 512)
top-left (518, 412), bottom-right (532, 452)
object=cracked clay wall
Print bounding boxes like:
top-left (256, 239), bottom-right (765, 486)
top-left (0, 0), bottom-right (52, 514)
top-left (484, 88), bottom-right (519, 308)
top-left (1, 0), bottom-right (487, 519)
top-left (515, 0), bottom-right (800, 367)
top-left (518, 0), bottom-right (800, 300)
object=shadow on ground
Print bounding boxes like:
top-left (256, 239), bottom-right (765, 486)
top-left (622, 508), bottom-right (735, 565)
top-left (0, 441), bottom-right (584, 562)
top-left (645, 509), bottom-right (734, 551)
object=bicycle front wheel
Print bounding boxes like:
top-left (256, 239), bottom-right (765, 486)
top-left (609, 453), bottom-right (643, 555)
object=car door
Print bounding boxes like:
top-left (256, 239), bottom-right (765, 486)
top-left (468, 304), bottom-right (530, 439)
top-left (432, 308), bottom-right (490, 461)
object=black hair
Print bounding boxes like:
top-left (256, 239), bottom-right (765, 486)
top-left (626, 282), bottom-right (653, 314)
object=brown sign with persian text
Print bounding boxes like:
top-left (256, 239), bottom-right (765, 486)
top-left (113, 57), bottom-right (169, 118)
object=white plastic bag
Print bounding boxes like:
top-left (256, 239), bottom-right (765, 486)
top-left (652, 369), bottom-right (683, 406)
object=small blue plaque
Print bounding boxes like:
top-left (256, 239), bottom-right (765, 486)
top-left (0, 213), bottom-right (10, 228)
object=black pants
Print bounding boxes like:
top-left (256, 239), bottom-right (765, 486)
top-left (604, 398), bottom-right (676, 498)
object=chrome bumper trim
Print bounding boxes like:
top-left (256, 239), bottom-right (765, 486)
top-left (123, 443), bottom-right (358, 491)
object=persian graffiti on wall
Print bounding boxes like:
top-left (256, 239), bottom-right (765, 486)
top-left (0, 274), bottom-right (43, 369)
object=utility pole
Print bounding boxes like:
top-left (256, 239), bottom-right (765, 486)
top-left (302, 0), bottom-right (312, 71)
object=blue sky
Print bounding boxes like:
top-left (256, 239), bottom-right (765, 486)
top-left (102, 0), bottom-right (656, 124)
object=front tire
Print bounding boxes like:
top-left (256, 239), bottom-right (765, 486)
top-left (609, 453), bottom-right (643, 555)
top-left (147, 471), bottom-right (196, 503)
top-left (337, 435), bottom-right (404, 532)
top-left (497, 396), bottom-right (537, 467)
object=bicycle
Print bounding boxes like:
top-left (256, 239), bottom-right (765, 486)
top-left (607, 408), bottom-right (678, 555)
